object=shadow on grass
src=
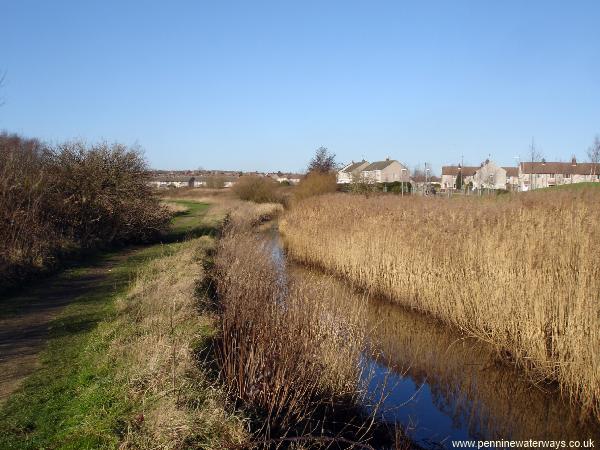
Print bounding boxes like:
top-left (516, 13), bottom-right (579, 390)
top-left (161, 223), bottom-right (222, 244)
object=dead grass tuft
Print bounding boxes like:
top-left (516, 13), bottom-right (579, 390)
top-left (111, 236), bottom-right (246, 449)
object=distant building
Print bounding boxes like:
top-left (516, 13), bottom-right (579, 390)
top-left (519, 158), bottom-right (600, 190)
top-left (473, 160), bottom-right (507, 190)
top-left (442, 161), bottom-right (519, 191)
top-left (504, 167), bottom-right (519, 190)
top-left (361, 158), bottom-right (410, 183)
top-left (337, 160), bottom-right (370, 184)
top-left (441, 165), bottom-right (478, 191)
top-left (149, 174), bottom-right (239, 189)
top-left (148, 176), bottom-right (196, 188)
top-left (267, 172), bottom-right (304, 185)
top-left (411, 174), bottom-right (442, 194)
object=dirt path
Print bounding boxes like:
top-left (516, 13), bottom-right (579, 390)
top-left (0, 249), bottom-right (139, 402)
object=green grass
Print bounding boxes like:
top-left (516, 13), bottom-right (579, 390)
top-left (0, 201), bottom-right (218, 449)
top-left (167, 201), bottom-right (214, 241)
top-left (536, 182), bottom-right (600, 191)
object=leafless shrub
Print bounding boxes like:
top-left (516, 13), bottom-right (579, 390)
top-left (211, 209), bottom-right (396, 447)
top-left (0, 133), bottom-right (170, 289)
top-left (0, 133), bottom-right (56, 282)
top-left (293, 172), bottom-right (337, 202)
top-left (232, 175), bottom-right (282, 204)
top-left (46, 140), bottom-right (170, 246)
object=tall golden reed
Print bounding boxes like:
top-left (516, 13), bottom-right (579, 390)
top-left (280, 190), bottom-right (600, 421)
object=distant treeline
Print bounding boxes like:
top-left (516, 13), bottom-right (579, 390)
top-left (0, 132), bottom-right (169, 291)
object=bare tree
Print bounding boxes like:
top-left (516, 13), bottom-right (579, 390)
top-left (587, 135), bottom-right (600, 176)
top-left (527, 138), bottom-right (543, 190)
top-left (412, 166), bottom-right (425, 179)
top-left (307, 146), bottom-right (337, 174)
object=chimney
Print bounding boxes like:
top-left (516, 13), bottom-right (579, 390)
top-left (571, 157), bottom-right (577, 166)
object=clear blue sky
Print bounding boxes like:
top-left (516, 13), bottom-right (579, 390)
top-left (2, 1), bottom-right (599, 173)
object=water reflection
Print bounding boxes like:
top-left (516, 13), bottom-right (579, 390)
top-left (269, 230), bottom-right (600, 447)
top-left (288, 268), bottom-right (600, 447)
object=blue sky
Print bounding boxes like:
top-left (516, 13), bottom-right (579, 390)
top-left (1, 1), bottom-right (599, 173)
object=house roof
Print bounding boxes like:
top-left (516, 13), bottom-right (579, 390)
top-left (412, 175), bottom-right (441, 183)
top-left (340, 160), bottom-right (369, 173)
top-left (150, 176), bottom-right (194, 183)
top-left (520, 161), bottom-right (598, 175)
top-left (502, 167), bottom-right (519, 177)
top-left (441, 166), bottom-right (479, 176)
top-left (363, 159), bottom-right (398, 171)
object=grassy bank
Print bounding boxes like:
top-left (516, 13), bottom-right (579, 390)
top-left (0, 201), bottom-right (245, 449)
top-left (536, 181), bottom-right (600, 191)
top-left (280, 190), bottom-right (600, 421)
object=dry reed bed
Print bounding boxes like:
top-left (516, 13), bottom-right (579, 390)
top-left (290, 264), bottom-right (600, 440)
top-left (359, 284), bottom-right (599, 439)
top-left (280, 191), bottom-right (600, 421)
top-left (213, 212), bottom-right (393, 446)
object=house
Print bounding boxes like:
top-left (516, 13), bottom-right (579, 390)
top-left (519, 158), bottom-right (600, 190)
top-left (504, 167), bottom-right (519, 190)
top-left (473, 160), bottom-right (507, 190)
top-left (287, 174), bottom-right (302, 184)
top-left (148, 176), bottom-right (196, 188)
top-left (440, 165), bottom-right (478, 191)
top-left (268, 172), bottom-right (304, 185)
top-left (442, 161), bottom-right (519, 191)
top-left (197, 175), bottom-right (240, 188)
top-left (411, 174), bottom-right (442, 194)
top-left (361, 158), bottom-right (410, 183)
top-left (149, 174), bottom-right (239, 189)
top-left (337, 160), bottom-right (370, 184)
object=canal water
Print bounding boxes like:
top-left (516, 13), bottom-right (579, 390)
top-left (266, 229), bottom-right (600, 448)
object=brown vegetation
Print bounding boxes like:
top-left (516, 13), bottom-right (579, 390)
top-left (0, 133), bottom-right (169, 290)
top-left (232, 175), bottom-right (282, 203)
top-left (212, 208), bottom-right (397, 447)
top-left (293, 172), bottom-right (337, 202)
top-left (160, 201), bottom-right (190, 215)
top-left (292, 264), bottom-right (600, 440)
top-left (280, 191), bottom-right (600, 421)
top-left (114, 236), bottom-right (245, 449)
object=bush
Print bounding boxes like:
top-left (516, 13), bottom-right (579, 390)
top-left (46, 141), bottom-right (168, 246)
top-left (0, 134), bottom-right (55, 282)
top-left (293, 172), bottom-right (337, 201)
top-left (382, 181), bottom-right (412, 194)
top-left (0, 133), bottom-right (170, 290)
top-left (205, 176), bottom-right (225, 189)
top-left (232, 175), bottom-right (280, 203)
